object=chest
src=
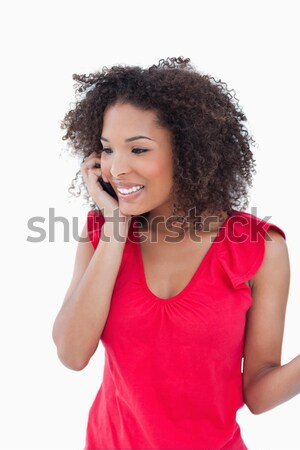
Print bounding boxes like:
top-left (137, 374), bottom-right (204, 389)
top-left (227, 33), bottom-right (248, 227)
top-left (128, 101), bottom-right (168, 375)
top-left (138, 235), bottom-right (215, 299)
top-left (103, 228), bottom-right (252, 355)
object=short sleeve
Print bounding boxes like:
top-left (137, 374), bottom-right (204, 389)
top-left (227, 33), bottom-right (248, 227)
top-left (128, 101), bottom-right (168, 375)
top-left (217, 211), bottom-right (286, 289)
top-left (87, 210), bottom-right (105, 250)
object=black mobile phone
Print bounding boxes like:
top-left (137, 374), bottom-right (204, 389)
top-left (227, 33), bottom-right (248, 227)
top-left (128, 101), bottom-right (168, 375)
top-left (98, 176), bottom-right (119, 200)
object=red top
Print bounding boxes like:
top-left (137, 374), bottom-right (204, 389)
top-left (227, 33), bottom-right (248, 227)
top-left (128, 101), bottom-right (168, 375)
top-left (84, 209), bottom-right (286, 450)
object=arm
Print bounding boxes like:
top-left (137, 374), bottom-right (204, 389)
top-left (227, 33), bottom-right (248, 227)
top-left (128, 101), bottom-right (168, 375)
top-left (243, 229), bottom-right (300, 414)
top-left (52, 221), bottom-right (128, 371)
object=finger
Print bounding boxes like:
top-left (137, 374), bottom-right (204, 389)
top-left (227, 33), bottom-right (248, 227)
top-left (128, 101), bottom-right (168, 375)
top-left (84, 151), bottom-right (100, 160)
top-left (81, 154), bottom-right (102, 166)
top-left (87, 168), bottom-right (102, 178)
top-left (81, 151), bottom-right (101, 164)
top-left (80, 157), bottom-right (102, 172)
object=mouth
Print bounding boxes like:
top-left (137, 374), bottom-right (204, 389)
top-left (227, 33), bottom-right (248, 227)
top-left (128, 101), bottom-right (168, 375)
top-left (116, 185), bottom-right (145, 200)
top-left (117, 184), bottom-right (144, 195)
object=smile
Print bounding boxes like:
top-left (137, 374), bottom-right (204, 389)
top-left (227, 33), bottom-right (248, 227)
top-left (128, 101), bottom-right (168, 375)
top-left (117, 185), bottom-right (144, 195)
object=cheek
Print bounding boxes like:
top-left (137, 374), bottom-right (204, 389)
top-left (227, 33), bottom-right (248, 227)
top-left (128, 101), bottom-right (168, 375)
top-left (100, 155), bottom-right (110, 176)
top-left (146, 156), bottom-right (173, 180)
top-left (147, 168), bottom-right (174, 195)
top-left (156, 165), bottom-right (173, 190)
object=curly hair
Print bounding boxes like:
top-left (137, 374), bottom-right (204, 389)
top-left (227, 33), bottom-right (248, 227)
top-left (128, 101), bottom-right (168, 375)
top-left (61, 56), bottom-right (257, 230)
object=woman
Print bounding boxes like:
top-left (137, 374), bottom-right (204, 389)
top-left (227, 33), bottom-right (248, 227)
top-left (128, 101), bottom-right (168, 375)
top-left (52, 57), bottom-right (300, 450)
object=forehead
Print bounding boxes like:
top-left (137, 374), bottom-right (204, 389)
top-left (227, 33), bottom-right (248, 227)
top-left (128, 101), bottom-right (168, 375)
top-left (102, 103), bottom-right (160, 132)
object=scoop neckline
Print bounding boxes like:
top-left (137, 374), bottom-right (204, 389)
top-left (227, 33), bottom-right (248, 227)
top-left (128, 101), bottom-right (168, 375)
top-left (132, 211), bottom-right (235, 303)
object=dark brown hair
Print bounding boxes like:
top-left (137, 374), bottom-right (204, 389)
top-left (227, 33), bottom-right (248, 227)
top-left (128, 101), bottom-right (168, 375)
top-left (61, 56), bottom-right (256, 230)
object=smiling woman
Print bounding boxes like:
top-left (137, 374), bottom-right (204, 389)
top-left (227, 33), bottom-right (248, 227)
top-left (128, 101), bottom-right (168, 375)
top-left (52, 57), bottom-right (300, 450)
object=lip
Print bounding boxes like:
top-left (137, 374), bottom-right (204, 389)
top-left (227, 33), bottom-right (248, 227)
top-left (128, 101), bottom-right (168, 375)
top-left (113, 181), bottom-right (145, 189)
top-left (116, 186), bottom-right (145, 201)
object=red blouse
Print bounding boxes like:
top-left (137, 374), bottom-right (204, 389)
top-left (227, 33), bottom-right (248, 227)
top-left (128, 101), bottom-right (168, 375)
top-left (84, 209), bottom-right (286, 450)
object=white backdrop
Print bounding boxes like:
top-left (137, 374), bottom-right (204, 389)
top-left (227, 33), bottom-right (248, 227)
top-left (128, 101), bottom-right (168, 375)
top-left (1, 1), bottom-right (299, 449)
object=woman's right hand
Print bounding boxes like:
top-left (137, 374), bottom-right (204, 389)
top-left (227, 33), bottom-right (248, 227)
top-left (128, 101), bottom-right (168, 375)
top-left (80, 151), bottom-right (132, 237)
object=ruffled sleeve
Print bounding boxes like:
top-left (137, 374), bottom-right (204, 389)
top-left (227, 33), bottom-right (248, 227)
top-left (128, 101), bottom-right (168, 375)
top-left (87, 210), bottom-right (105, 250)
top-left (217, 210), bottom-right (286, 289)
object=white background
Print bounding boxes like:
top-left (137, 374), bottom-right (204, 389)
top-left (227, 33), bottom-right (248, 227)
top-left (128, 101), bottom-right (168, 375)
top-left (1, 1), bottom-right (299, 449)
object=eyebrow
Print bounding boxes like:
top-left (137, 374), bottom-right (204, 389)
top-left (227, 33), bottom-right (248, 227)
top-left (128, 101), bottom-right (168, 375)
top-left (100, 135), bottom-right (155, 143)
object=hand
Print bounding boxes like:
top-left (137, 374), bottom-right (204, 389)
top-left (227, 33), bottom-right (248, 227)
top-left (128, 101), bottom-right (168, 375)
top-left (80, 152), bottom-right (132, 235)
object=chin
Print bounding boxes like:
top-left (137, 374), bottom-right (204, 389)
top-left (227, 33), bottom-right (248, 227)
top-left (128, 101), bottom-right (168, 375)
top-left (119, 205), bottom-right (142, 217)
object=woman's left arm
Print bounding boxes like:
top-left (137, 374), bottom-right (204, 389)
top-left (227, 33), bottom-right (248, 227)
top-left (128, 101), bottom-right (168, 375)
top-left (243, 229), bottom-right (300, 414)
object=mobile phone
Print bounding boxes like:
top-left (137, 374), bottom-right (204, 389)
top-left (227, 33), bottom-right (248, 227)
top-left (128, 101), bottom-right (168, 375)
top-left (98, 176), bottom-right (119, 200)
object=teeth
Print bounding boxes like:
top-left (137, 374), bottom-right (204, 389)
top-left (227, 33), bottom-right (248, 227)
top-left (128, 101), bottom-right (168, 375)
top-left (117, 185), bottom-right (144, 195)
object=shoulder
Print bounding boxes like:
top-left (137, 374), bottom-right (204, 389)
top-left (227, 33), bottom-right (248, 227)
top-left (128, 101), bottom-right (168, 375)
top-left (225, 209), bottom-right (286, 240)
top-left (250, 227), bottom-right (289, 290)
top-left (261, 226), bottom-right (287, 257)
top-left (217, 209), bottom-right (287, 289)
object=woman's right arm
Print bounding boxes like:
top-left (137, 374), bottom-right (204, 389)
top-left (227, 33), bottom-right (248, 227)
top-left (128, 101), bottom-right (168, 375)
top-left (53, 150), bottom-right (132, 370)
top-left (52, 220), bottom-right (128, 371)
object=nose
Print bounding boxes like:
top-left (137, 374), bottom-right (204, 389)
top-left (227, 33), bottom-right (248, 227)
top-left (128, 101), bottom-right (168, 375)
top-left (109, 153), bottom-right (130, 178)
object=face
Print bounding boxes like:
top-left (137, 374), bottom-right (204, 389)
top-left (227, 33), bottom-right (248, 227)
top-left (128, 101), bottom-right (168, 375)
top-left (100, 102), bottom-right (175, 221)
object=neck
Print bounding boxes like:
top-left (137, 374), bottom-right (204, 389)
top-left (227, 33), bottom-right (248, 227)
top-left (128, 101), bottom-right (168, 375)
top-left (137, 210), bottom-right (229, 237)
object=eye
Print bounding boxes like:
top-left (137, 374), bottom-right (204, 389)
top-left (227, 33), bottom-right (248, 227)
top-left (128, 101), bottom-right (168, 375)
top-left (132, 148), bottom-right (148, 154)
top-left (102, 148), bottom-right (112, 154)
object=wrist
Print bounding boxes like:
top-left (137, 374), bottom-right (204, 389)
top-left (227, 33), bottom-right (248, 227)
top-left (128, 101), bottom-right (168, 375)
top-left (101, 220), bottom-right (131, 243)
